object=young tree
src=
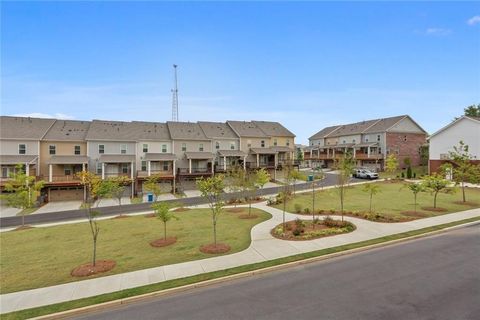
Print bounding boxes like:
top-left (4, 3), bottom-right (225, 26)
top-left (362, 183), bottom-right (381, 213)
top-left (196, 175), bottom-right (225, 248)
top-left (336, 153), bottom-right (355, 221)
top-left (310, 169), bottom-right (325, 228)
top-left (289, 169), bottom-right (304, 194)
top-left (152, 202), bottom-right (178, 240)
top-left (1, 164), bottom-right (45, 228)
top-left (109, 176), bottom-right (130, 205)
top-left (225, 165), bottom-right (244, 207)
top-left (422, 174), bottom-right (450, 208)
top-left (255, 168), bottom-right (270, 189)
top-left (76, 171), bottom-right (103, 267)
top-left (385, 154), bottom-right (399, 177)
top-left (280, 164), bottom-right (294, 233)
top-left (446, 141), bottom-right (480, 203)
top-left (404, 183), bottom-right (425, 213)
top-left (143, 175), bottom-right (171, 202)
top-left (296, 148), bottom-right (304, 162)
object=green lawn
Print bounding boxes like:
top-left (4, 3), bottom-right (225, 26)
top-left (378, 165), bottom-right (428, 179)
top-left (272, 181), bottom-right (480, 221)
top-left (0, 207), bottom-right (270, 294)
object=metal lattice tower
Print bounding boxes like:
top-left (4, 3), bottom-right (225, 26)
top-left (171, 64), bottom-right (179, 122)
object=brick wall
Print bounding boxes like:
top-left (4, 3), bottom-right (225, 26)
top-left (429, 159), bottom-right (480, 174)
top-left (386, 132), bottom-right (427, 167)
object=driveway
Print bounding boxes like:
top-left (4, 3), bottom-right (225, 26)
top-left (95, 198), bottom-right (131, 207)
top-left (35, 201), bottom-right (82, 214)
top-left (0, 206), bottom-right (22, 218)
top-left (183, 190), bottom-right (202, 198)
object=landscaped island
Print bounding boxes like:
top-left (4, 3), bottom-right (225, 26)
top-left (0, 207), bottom-right (270, 294)
top-left (271, 181), bottom-right (480, 222)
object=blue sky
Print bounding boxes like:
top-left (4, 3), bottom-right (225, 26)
top-left (1, 1), bottom-right (479, 143)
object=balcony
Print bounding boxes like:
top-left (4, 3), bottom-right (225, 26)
top-left (102, 172), bottom-right (132, 178)
top-left (137, 170), bottom-right (174, 178)
top-left (246, 162), bottom-right (276, 169)
top-left (177, 167), bottom-right (213, 175)
top-left (354, 153), bottom-right (383, 160)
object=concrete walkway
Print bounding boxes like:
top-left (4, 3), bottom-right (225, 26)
top-left (1, 204), bottom-right (479, 314)
top-left (35, 201), bottom-right (83, 214)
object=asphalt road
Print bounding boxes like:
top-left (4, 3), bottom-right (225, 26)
top-left (74, 224), bottom-right (480, 320)
top-left (0, 173), bottom-right (354, 228)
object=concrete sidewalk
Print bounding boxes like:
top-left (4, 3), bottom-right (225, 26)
top-left (1, 204), bottom-right (479, 314)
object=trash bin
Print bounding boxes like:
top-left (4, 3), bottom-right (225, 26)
top-left (147, 193), bottom-right (154, 202)
top-left (308, 175), bottom-right (314, 182)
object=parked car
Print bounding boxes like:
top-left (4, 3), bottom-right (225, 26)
top-left (353, 169), bottom-right (379, 179)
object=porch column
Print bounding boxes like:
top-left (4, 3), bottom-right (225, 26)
top-left (223, 156), bottom-right (227, 171)
top-left (256, 154), bottom-right (259, 167)
top-left (48, 164), bottom-right (52, 182)
top-left (25, 164), bottom-right (30, 177)
top-left (332, 148), bottom-right (335, 158)
top-left (172, 160), bottom-right (176, 193)
top-left (147, 161), bottom-right (151, 176)
top-left (82, 163), bottom-right (86, 172)
top-left (275, 153), bottom-right (278, 167)
top-left (189, 158), bottom-right (192, 174)
top-left (367, 146), bottom-right (371, 158)
top-left (130, 162), bottom-right (134, 180)
top-left (327, 148), bottom-right (330, 158)
top-left (353, 148), bottom-right (356, 158)
top-left (243, 156), bottom-right (247, 170)
top-left (101, 163), bottom-right (105, 180)
top-left (211, 159), bottom-right (214, 174)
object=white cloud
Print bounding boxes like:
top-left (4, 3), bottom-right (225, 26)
top-left (425, 28), bottom-right (452, 36)
top-left (10, 112), bottom-right (75, 120)
top-left (467, 15), bottom-right (480, 26)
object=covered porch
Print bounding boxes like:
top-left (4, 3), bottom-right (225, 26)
top-left (215, 150), bottom-right (247, 172)
top-left (98, 154), bottom-right (136, 180)
top-left (0, 155), bottom-right (38, 185)
top-left (46, 155), bottom-right (89, 184)
top-left (178, 152), bottom-right (215, 175)
top-left (138, 153), bottom-right (176, 178)
top-left (248, 148), bottom-right (278, 169)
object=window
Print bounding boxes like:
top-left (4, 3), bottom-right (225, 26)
top-left (143, 144), bottom-right (148, 153)
top-left (163, 161), bottom-right (169, 171)
top-left (342, 140), bottom-right (346, 144)
top-left (247, 140), bottom-right (252, 148)
top-left (286, 139), bottom-right (290, 146)
top-left (182, 143), bottom-right (186, 152)
top-left (98, 145), bottom-right (105, 154)
top-left (2, 167), bottom-right (8, 178)
top-left (49, 145), bottom-right (56, 155)
top-left (230, 142), bottom-right (235, 150)
top-left (273, 139), bottom-right (277, 146)
top-left (403, 135), bottom-right (407, 142)
top-left (261, 140), bottom-right (265, 148)
top-left (121, 144), bottom-right (127, 154)
top-left (352, 139), bottom-right (356, 143)
top-left (377, 135), bottom-right (381, 142)
top-left (141, 161), bottom-right (147, 171)
top-left (378, 147), bottom-right (382, 154)
top-left (96, 163), bottom-right (102, 174)
top-left (64, 166), bottom-right (72, 176)
top-left (199, 144), bottom-right (204, 152)
top-left (18, 144), bottom-right (26, 155)
top-left (74, 145), bottom-right (81, 155)
top-left (122, 163), bottom-right (129, 174)
top-left (215, 142), bottom-right (220, 150)
top-left (162, 144), bottom-right (167, 153)
top-left (365, 138), bottom-right (369, 142)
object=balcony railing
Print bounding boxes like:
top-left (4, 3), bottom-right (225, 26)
top-left (305, 153), bottom-right (383, 160)
top-left (137, 170), bottom-right (174, 177)
top-left (177, 168), bottom-right (212, 175)
top-left (102, 172), bottom-right (132, 178)
top-left (246, 162), bottom-right (276, 169)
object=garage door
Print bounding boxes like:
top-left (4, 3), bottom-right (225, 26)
top-left (50, 188), bottom-right (84, 201)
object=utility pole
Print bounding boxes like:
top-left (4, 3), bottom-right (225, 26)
top-left (171, 64), bottom-right (179, 122)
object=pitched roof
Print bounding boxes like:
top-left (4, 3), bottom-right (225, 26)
top-left (309, 125), bottom-right (341, 140)
top-left (429, 115), bottom-right (480, 140)
top-left (329, 119), bottom-right (380, 137)
top-left (363, 115), bottom-right (408, 133)
top-left (217, 150), bottom-right (247, 157)
top-left (98, 154), bottom-right (136, 163)
top-left (43, 120), bottom-right (91, 141)
top-left (0, 155), bottom-right (38, 165)
top-left (198, 121), bottom-right (238, 139)
top-left (48, 155), bottom-right (89, 164)
top-left (227, 121), bottom-right (267, 138)
top-left (184, 152), bottom-right (215, 159)
top-left (143, 153), bottom-right (177, 161)
top-left (252, 121), bottom-right (295, 137)
top-left (0, 116), bottom-right (56, 140)
top-left (167, 122), bottom-right (209, 140)
top-left (131, 121), bottom-right (171, 141)
top-left (85, 120), bottom-right (137, 141)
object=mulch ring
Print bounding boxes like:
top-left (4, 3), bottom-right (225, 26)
top-left (174, 207), bottom-right (190, 212)
top-left (13, 225), bottom-right (34, 231)
top-left (421, 207), bottom-right (448, 212)
top-left (200, 243), bottom-right (231, 254)
top-left (238, 213), bottom-right (258, 219)
top-left (400, 211), bottom-right (429, 218)
top-left (150, 237), bottom-right (177, 247)
top-left (111, 214), bottom-right (129, 219)
top-left (71, 260), bottom-right (116, 277)
top-left (226, 208), bottom-right (244, 213)
top-left (453, 201), bottom-right (479, 206)
top-left (270, 220), bottom-right (354, 241)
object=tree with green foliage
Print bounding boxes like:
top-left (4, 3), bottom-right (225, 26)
top-left (1, 164), bottom-right (45, 228)
top-left (152, 202), bottom-right (178, 240)
top-left (289, 169), bottom-right (304, 194)
top-left (385, 154), bottom-right (399, 176)
top-left (255, 168), bottom-right (270, 189)
top-left (362, 183), bottom-right (381, 213)
top-left (196, 175), bottom-right (225, 247)
top-left (404, 183), bottom-right (425, 213)
top-left (445, 141), bottom-right (480, 203)
top-left (422, 174), bottom-right (451, 208)
top-left (280, 164), bottom-right (294, 233)
top-left (311, 168), bottom-right (325, 228)
top-left (296, 148), bottom-right (304, 162)
top-left (143, 175), bottom-right (171, 202)
top-left (76, 171), bottom-right (103, 267)
top-left (109, 176), bottom-right (131, 205)
top-left (463, 104), bottom-right (480, 117)
top-left (336, 153), bottom-right (355, 221)
top-left (225, 165), bottom-right (244, 207)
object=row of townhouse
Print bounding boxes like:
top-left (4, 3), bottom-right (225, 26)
top-left (305, 115), bottom-right (428, 170)
top-left (0, 116), bottom-right (295, 202)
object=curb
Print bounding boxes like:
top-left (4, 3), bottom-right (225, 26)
top-left (32, 219), bottom-right (479, 320)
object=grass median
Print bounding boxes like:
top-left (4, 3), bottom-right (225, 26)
top-left (3, 216), bottom-right (479, 320)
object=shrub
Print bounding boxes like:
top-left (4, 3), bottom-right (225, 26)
top-left (406, 167), bottom-right (412, 179)
top-left (313, 217), bottom-right (320, 225)
top-left (292, 229), bottom-right (301, 236)
top-left (303, 207), bottom-right (311, 214)
top-left (401, 172), bottom-right (405, 178)
top-left (329, 209), bottom-right (336, 214)
top-left (294, 203), bottom-right (303, 213)
top-left (413, 172), bottom-right (417, 178)
top-left (295, 218), bottom-right (305, 231)
top-left (318, 209), bottom-right (324, 214)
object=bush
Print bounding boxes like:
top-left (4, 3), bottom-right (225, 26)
top-left (413, 172), bottom-right (417, 178)
top-left (295, 218), bottom-right (305, 231)
top-left (292, 229), bottom-right (301, 236)
top-left (329, 209), bottom-right (336, 214)
top-left (406, 167), bottom-right (412, 179)
top-left (313, 217), bottom-right (320, 225)
top-left (401, 172), bottom-right (405, 178)
top-left (303, 207), bottom-right (311, 214)
top-left (294, 203), bottom-right (303, 213)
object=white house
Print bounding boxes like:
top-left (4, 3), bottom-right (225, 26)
top-left (428, 116), bottom-right (480, 173)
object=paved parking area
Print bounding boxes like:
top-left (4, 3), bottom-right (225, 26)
top-left (0, 206), bottom-right (22, 218)
top-left (95, 198), bottom-right (131, 207)
top-left (35, 201), bottom-right (82, 214)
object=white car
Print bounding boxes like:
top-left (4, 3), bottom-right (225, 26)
top-left (353, 169), bottom-right (379, 180)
